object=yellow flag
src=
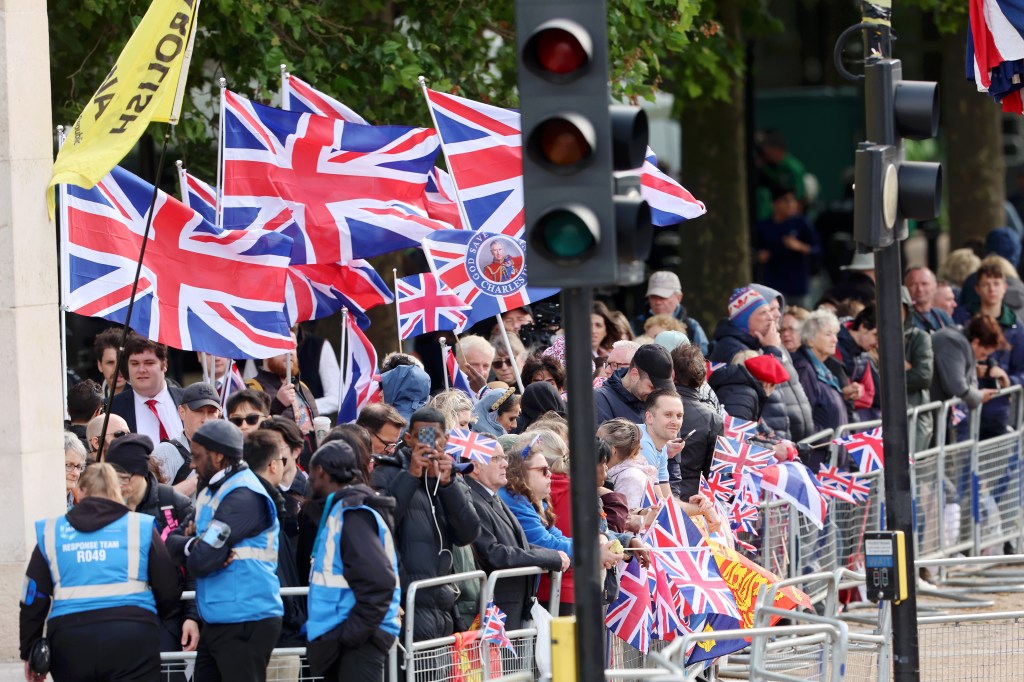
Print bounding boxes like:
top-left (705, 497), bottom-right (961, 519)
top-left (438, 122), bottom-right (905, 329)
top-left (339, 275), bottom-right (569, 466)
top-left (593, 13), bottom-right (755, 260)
top-left (48, 0), bottom-right (200, 216)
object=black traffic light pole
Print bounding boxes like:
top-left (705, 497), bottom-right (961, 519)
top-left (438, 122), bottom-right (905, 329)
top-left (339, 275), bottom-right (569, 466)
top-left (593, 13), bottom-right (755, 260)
top-left (861, 4), bottom-right (921, 680)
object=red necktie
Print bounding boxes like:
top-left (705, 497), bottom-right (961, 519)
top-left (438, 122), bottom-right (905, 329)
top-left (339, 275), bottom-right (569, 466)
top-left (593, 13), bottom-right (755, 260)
top-left (145, 399), bottom-right (170, 441)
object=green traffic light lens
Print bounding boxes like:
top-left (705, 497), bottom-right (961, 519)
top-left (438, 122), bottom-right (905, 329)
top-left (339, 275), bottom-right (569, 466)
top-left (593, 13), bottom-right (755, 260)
top-left (539, 209), bottom-right (596, 259)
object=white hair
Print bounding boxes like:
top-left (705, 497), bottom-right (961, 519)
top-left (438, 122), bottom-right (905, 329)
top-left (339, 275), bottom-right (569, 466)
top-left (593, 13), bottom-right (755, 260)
top-left (64, 431), bottom-right (87, 459)
top-left (457, 334), bottom-right (496, 363)
top-left (801, 309), bottom-right (840, 344)
top-left (612, 339), bottom-right (640, 354)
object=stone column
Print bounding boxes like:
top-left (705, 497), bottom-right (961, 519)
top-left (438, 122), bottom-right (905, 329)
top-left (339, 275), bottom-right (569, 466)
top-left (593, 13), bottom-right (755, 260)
top-left (0, 0), bottom-right (64, 661)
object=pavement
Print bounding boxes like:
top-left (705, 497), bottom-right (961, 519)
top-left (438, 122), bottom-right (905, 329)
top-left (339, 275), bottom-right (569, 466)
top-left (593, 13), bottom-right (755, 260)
top-left (0, 663), bottom-right (21, 681)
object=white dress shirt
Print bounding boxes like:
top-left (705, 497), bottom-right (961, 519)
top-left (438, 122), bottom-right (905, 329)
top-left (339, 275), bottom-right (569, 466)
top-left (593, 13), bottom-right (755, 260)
top-left (133, 385), bottom-right (184, 443)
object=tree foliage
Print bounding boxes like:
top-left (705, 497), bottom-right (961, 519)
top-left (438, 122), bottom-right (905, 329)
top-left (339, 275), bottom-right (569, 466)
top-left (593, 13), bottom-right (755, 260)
top-left (50, 0), bottom-right (714, 178)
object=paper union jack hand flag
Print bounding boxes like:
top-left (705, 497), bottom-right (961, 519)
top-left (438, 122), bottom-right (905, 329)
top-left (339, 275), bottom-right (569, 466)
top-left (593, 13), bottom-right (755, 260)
top-left (422, 230), bottom-right (558, 326)
top-left (729, 497), bottom-right (760, 535)
top-left (702, 470), bottom-right (734, 506)
top-left (645, 496), bottom-right (708, 552)
top-left (816, 465), bottom-right (871, 505)
top-left (640, 147), bottom-right (707, 226)
top-left (223, 91), bottom-right (450, 264)
top-left (641, 478), bottom-right (660, 510)
top-left (606, 558), bottom-right (653, 652)
top-left (649, 553), bottom-right (686, 641)
top-left (832, 427), bottom-right (884, 474)
top-left (713, 436), bottom-right (775, 478)
top-left (760, 462), bottom-right (827, 530)
top-left (445, 429), bottom-right (498, 466)
top-left (482, 601), bottom-right (515, 654)
top-left (951, 404), bottom-right (968, 427)
top-left (444, 343), bottom-right (475, 399)
top-left (281, 73), bottom-right (368, 124)
top-left (396, 274), bottom-right (470, 339)
top-left (65, 166), bottom-right (294, 360)
top-left (722, 413), bottom-right (760, 440)
top-left (424, 88), bottom-right (524, 238)
top-left (661, 547), bottom-right (742, 620)
top-left (338, 313), bottom-right (380, 423)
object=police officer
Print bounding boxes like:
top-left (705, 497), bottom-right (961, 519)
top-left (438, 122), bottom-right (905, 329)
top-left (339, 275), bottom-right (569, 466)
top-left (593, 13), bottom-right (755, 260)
top-left (165, 419), bottom-right (283, 681)
top-left (20, 463), bottom-right (181, 681)
top-left (306, 441), bottom-right (401, 682)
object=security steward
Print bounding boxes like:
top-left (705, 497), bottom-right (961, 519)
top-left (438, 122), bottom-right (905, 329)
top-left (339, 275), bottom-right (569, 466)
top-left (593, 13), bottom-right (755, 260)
top-left (306, 441), bottom-right (401, 682)
top-left (20, 463), bottom-right (181, 681)
top-left (165, 419), bottom-right (283, 681)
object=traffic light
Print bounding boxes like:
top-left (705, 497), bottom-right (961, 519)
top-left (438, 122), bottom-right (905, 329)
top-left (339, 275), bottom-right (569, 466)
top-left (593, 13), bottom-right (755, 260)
top-left (854, 58), bottom-right (942, 249)
top-left (516, 0), bottom-right (651, 287)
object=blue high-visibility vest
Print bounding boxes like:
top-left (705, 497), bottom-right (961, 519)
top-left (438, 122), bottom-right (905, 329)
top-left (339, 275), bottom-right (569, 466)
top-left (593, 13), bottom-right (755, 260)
top-left (194, 467), bottom-right (283, 624)
top-left (36, 512), bottom-right (156, 619)
top-left (306, 500), bottom-right (400, 641)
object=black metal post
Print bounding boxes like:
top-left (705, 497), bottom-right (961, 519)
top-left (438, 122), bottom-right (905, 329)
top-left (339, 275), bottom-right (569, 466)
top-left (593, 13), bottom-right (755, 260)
top-left (862, 2), bottom-right (921, 679)
top-left (562, 286), bottom-right (603, 681)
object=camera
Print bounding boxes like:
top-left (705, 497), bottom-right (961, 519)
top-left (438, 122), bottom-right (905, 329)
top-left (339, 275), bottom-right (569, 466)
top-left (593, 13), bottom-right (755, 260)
top-left (519, 300), bottom-right (562, 350)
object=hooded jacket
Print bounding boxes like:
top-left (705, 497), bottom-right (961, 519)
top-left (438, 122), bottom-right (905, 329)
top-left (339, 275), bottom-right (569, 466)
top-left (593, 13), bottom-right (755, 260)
top-left (20, 497), bottom-right (182, 660)
top-left (594, 369), bottom-right (644, 425)
top-left (370, 445), bottom-right (480, 642)
top-left (381, 364), bottom-right (431, 424)
top-left (707, 364), bottom-right (768, 423)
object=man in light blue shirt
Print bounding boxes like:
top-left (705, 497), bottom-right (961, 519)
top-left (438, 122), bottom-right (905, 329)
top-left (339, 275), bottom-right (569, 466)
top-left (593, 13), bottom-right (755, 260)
top-left (637, 389), bottom-right (685, 498)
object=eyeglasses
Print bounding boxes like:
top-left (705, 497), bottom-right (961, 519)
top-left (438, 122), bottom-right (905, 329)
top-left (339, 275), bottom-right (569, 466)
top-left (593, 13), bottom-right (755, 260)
top-left (279, 457), bottom-right (290, 466)
top-left (229, 413), bottom-right (267, 427)
top-left (65, 463), bottom-right (85, 473)
top-left (527, 465), bottom-right (552, 477)
top-left (492, 358), bottom-right (513, 369)
top-left (117, 474), bottom-right (133, 485)
top-left (491, 454), bottom-right (509, 463)
top-left (606, 361), bottom-right (627, 371)
top-left (372, 431), bottom-right (399, 454)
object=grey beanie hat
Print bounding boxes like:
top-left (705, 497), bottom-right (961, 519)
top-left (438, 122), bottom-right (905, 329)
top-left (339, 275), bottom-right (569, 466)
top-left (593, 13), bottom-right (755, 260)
top-left (192, 419), bottom-right (244, 461)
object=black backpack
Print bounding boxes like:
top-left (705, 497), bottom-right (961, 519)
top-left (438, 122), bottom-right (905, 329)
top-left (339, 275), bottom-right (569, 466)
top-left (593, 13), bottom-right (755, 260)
top-left (163, 439), bottom-right (192, 485)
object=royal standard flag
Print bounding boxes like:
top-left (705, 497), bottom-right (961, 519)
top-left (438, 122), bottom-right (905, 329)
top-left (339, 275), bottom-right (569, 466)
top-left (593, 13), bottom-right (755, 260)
top-left (48, 0), bottom-right (200, 216)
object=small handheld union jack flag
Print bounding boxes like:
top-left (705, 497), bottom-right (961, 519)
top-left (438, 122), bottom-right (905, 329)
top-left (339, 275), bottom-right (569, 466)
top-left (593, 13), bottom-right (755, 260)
top-left (445, 429), bottom-right (498, 466)
top-left (722, 413), bottom-right (760, 440)
top-left (713, 436), bottom-right (775, 478)
top-left (482, 601), bottom-right (516, 654)
top-left (816, 465), bottom-right (871, 505)
top-left (641, 478), bottom-right (660, 510)
top-left (396, 273), bottom-right (470, 339)
top-left (951, 404), bottom-right (968, 427)
top-left (832, 427), bottom-right (884, 474)
top-left (729, 497), bottom-right (760, 535)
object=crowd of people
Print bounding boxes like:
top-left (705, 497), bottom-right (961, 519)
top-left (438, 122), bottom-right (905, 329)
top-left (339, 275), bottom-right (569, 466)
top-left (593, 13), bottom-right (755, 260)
top-left (26, 231), bottom-right (1024, 680)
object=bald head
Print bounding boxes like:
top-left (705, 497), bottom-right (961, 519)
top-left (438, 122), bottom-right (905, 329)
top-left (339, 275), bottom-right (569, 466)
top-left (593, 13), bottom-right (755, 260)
top-left (86, 413), bottom-right (130, 458)
top-left (904, 266), bottom-right (937, 312)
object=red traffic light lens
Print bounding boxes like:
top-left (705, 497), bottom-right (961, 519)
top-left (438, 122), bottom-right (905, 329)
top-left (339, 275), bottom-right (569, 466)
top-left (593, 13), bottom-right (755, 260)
top-left (535, 28), bottom-right (588, 75)
top-left (537, 118), bottom-right (592, 167)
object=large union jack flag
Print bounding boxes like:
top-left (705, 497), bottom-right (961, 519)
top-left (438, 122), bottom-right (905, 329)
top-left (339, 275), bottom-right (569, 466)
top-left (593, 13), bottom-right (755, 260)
top-left (64, 166), bottom-right (294, 360)
top-left (713, 436), bottom-right (775, 478)
top-left (422, 230), bottom-right (558, 326)
top-left (424, 166), bottom-right (465, 229)
top-left (445, 429), bottom-right (498, 466)
top-left (424, 88), bottom-right (524, 238)
top-left (285, 261), bottom-right (391, 328)
top-left (281, 73), bottom-right (368, 124)
top-left (640, 147), bottom-right (707, 226)
top-left (339, 312), bottom-right (381, 422)
top-left (396, 273), bottom-right (470, 339)
top-left (832, 427), bottom-right (885, 474)
top-left (606, 558), bottom-right (653, 652)
top-left (223, 90), bottom-right (449, 264)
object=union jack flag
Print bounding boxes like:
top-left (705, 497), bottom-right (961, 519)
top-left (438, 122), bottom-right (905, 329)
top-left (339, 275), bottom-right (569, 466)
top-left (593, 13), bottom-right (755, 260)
top-left (424, 166), bottom-right (465, 229)
top-left (482, 601), bottom-right (515, 654)
top-left (760, 462), bottom-right (827, 529)
top-left (218, 360), bottom-right (247, 412)
top-left (339, 312), bottom-right (380, 422)
top-left (649, 553), bottom-right (686, 641)
top-left (722, 413), bottom-right (759, 440)
top-left (445, 342), bottom-right (475, 398)
top-left (832, 427), bottom-right (884, 474)
top-left (422, 230), bottom-right (558, 326)
top-left (64, 166), bottom-right (294, 359)
top-left (177, 166), bottom-right (217, 224)
top-left (729, 497), bottom-right (760, 535)
top-left (396, 273), bottom-right (470, 339)
top-left (713, 436), bottom-right (774, 478)
top-left (952, 404), bottom-right (968, 427)
top-left (223, 90), bottom-right (448, 264)
top-left (659, 545), bottom-right (740, 620)
top-left (606, 558), bottom-right (653, 652)
top-left (816, 465), bottom-right (871, 505)
top-left (445, 429), bottom-right (498, 466)
top-left (706, 361), bottom-right (727, 377)
top-left (284, 261), bottom-right (391, 328)
top-left (423, 88), bottom-right (524, 238)
top-left (967, 0), bottom-right (1024, 112)
top-left (641, 478), bottom-right (660, 510)
top-left (645, 496), bottom-right (707, 552)
top-left (640, 147), bottom-right (707, 226)
top-left (702, 470), bottom-right (734, 505)
top-left (281, 73), bottom-right (368, 124)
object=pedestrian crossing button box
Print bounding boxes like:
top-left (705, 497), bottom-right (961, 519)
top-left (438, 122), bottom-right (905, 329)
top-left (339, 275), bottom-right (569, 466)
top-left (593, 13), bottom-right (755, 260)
top-left (864, 530), bottom-right (908, 603)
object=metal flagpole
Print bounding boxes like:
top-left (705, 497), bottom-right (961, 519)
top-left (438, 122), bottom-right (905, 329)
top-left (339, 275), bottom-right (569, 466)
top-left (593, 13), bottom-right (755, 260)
top-left (280, 64), bottom-right (289, 108)
top-left (495, 314), bottom-right (524, 392)
top-left (417, 76), bottom-right (473, 231)
top-left (215, 77), bottom-right (227, 228)
top-left (439, 338), bottom-right (450, 391)
top-left (339, 309), bottom-right (350, 417)
top-left (392, 268), bottom-right (403, 352)
top-left (56, 126), bottom-right (70, 419)
top-left (175, 160), bottom-right (186, 201)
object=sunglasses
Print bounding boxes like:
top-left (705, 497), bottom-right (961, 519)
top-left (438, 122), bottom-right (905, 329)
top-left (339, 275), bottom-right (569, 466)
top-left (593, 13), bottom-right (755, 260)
top-left (229, 414), bottom-right (267, 427)
top-left (492, 358), bottom-right (513, 369)
top-left (527, 465), bottom-right (552, 477)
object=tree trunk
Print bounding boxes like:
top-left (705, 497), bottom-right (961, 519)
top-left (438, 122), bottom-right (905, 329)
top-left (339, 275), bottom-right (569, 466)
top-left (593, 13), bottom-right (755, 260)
top-left (942, 27), bottom-right (1005, 250)
top-left (678, 0), bottom-right (751, 335)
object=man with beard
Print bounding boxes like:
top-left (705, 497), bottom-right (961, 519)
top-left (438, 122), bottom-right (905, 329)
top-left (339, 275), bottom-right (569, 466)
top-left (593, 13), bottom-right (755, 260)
top-left (165, 420), bottom-right (283, 681)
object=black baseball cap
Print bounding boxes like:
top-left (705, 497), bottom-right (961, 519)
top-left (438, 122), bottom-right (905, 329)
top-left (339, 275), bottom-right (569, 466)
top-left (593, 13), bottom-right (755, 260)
top-left (631, 344), bottom-right (674, 391)
top-left (182, 382), bottom-right (221, 410)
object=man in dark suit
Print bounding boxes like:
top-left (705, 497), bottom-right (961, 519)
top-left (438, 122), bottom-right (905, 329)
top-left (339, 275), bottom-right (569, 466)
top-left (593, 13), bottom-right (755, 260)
top-left (110, 334), bottom-right (184, 444)
top-left (464, 451), bottom-right (567, 629)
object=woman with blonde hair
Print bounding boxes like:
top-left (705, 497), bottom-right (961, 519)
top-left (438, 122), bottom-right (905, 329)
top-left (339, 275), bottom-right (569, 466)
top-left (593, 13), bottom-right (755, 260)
top-left (20, 462), bottom-right (182, 681)
top-left (427, 389), bottom-right (475, 432)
